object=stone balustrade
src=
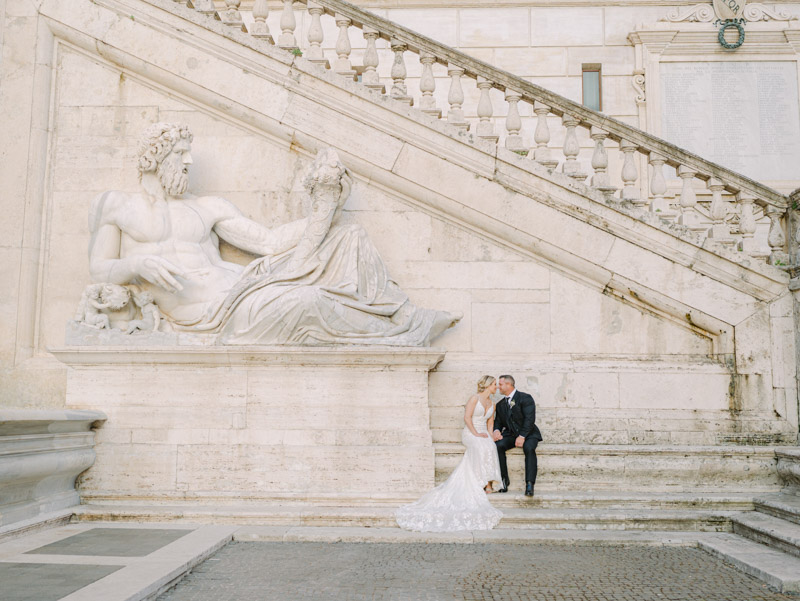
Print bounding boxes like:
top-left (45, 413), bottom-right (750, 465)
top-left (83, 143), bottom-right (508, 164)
top-left (0, 409), bottom-right (106, 530)
top-left (181, 0), bottom-right (795, 268)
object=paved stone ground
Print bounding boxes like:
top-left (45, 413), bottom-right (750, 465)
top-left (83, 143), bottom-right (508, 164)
top-left (157, 542), bottom-right (798, 601)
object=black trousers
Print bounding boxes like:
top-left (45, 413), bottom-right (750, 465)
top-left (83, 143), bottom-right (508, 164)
top-left (495, 434), bottom-right (538, 485)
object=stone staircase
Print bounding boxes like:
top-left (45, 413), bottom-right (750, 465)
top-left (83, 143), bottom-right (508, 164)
top-left (698, 450), bottom-right (800, 593)
top-left (73, 491), bottom-right (749, 531)
top-left (169, 0), bottom-right (794, 267)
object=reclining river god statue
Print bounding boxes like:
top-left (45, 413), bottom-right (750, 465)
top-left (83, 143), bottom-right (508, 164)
top-left (77, 123), bottom-right (460, 345)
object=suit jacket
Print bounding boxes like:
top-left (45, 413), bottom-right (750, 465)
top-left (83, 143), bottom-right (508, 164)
top-left (493, 390), bottom-right (543, 441)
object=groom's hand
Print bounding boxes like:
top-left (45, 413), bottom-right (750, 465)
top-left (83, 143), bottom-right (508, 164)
top-left (515, 435), bottom-right (525, 448)
top-left (492, 430), bottom-right (502, 442)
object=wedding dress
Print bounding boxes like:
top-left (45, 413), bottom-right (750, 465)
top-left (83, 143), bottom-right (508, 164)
top-left (396, 400), bottom-right (503, 532)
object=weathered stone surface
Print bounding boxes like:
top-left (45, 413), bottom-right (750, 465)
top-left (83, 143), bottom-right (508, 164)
top-left (52, 346), bottom-right (444, 501)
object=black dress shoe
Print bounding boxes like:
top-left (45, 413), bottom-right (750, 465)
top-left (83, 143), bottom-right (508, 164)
top-left (525, 482), bottom-right (534, 497)
top-left (497, 478), bottom-right (509, 493)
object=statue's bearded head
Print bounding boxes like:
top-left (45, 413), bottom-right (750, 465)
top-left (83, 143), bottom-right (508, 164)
top-left (137, 123), bottom-right (194, 196)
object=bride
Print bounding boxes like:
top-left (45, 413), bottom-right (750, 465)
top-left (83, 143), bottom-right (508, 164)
top-left (396, 375), bottom-right (503, 532)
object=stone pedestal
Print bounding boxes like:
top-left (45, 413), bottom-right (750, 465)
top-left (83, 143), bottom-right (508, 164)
top-left (51, 346), bottom-right (445, 504)
top-left (0, 409), bottom-right (106, 527)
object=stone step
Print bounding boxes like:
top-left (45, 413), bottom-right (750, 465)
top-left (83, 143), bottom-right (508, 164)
top-left (78, 491), bottom-right (755, 511)
top-left (699, 533), bottom-right (800, 594)
top-left (754, 492), bottom-right (800, 526)
top-left (732, 511), bottom-right (800, 558)
top-left (486, 491), bottom-right (754, 510)
top-left (74, 503), bottom-right (736, 532)
top-left (234, 526), bottom-right (702, 546)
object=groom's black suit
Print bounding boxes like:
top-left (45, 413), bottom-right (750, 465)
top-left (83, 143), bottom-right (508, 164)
top-left (493, 390), bottom-right (543, 487)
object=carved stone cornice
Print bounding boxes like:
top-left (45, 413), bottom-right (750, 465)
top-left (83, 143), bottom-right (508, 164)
top-left (50, 345), bottom-right (447, 369)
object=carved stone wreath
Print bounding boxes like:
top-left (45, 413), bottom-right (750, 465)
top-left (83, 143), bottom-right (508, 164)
top-left (718, 19), bottom-right (745, 49)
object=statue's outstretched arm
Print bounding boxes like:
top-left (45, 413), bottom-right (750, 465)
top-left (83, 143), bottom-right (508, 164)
top-left (211, 197), bottom-right (307, 257)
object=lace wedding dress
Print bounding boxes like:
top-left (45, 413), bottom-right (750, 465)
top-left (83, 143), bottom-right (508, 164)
top-left (396, 400), bottom-right (503, 532)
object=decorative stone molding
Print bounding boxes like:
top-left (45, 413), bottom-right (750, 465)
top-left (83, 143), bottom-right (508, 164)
top-left (661, 3), bottom-right (796, 23)
top-left (742, 4), bottom-right (796, 22)
top-left (632, 70), bottom-right (646, 104)
top-left (662, 4), bottom-right (716, 23)
top-left (0, 410), bottom-right (106, 528)
top-left (776, 448), bottom-right (800, 491)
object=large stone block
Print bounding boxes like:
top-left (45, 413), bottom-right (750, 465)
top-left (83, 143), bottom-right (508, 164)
top-left (459, 8), bottom-right (530, 47)
top-left (531, 8), bottom-right (604, 47)
top-left (53, 346), bottom-right (444, 502)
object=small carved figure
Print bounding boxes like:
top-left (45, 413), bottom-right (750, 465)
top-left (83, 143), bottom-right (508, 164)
top-left (74, 283), bottom-right (112, 329)
top-left (125, 291), bottom-right (161, 334)
top-left (99, 284), bottom-right (132, 311)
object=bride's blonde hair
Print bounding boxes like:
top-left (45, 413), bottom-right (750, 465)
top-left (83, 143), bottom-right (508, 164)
top-left (476, 375), bottom-right (496, 393)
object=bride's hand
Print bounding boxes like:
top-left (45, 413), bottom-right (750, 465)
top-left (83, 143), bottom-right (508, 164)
top-left (476, 432), bottom-right (489, 438)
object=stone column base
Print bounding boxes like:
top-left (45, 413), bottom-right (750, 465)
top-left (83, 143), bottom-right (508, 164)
top-left (51, 346), bottom-right (445, 502)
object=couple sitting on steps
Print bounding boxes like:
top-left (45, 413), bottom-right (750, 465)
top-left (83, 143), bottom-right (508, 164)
top-left (396, 374), bottom-right (543, 533)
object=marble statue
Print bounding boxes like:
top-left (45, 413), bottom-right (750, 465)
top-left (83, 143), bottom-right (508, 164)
top-left (78, 123), bottom-right (460, 345)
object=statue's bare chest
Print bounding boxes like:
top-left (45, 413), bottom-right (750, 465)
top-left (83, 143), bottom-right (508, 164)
top-left (120, 199), bottom-right (210, 245)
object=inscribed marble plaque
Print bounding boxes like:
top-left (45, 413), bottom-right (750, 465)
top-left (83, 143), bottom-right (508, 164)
top-left (660, 61), bottom-right (800, 181)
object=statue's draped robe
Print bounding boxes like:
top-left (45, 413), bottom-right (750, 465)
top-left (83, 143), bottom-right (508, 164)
top-left (170, 224), bottom-right (440, 345)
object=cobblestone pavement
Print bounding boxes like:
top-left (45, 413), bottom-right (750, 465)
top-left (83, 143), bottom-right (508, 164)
top-left (157, 542), bottom-right (797, 601)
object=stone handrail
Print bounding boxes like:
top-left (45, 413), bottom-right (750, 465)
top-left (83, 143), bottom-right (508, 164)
top-left (184, 0), bottom-right (792, 266)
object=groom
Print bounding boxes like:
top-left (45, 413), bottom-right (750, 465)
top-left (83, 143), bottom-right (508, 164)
top-left (492, 375), bottom-right (542, 496)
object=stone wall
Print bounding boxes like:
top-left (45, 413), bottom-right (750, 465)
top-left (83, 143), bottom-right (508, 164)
top-left (1, 0), bottom-right (798, 498)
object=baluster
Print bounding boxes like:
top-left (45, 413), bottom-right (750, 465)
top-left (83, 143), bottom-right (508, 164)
top-left (648, 154), bottom-right (670, 217)
top-left (219, 0), bottom-right (242, 26)
top-left (362, 27), bottom-right (384, 92)
top-left (188, 0), bottom-right (216, 15)
top-left (419, 53), bottom-right (440, 117)
top-left (250, 0), bottom-right (272, 41)
top-left (334, 14), bottom-right (356, 79)
top-left (475, 78), bottom-right (497, 143)
top-left (305, 2), bottom-right (328, 67)
top-left (766, 205), bottom-right (788, 265)
top-left (677, 165), bottom-right (703, 230)
top-left (619, 140), bottom-right (642, 206)
top-left (504, 90), bottom-right (526, 154)
top-left (390, 39), bottom-right (412, 105)
top-left (737, 193), bottom-right (758, 255)
top-left (531, 102), bottom-right (557, 168)
top-left (277, 0), bottom-right (297, 48)
top-left (447, 64), bottom-right (468, 130)
top-left (590, 127), bottom-right (617, 198)
top-left (561, 114), bottom-right (586, 180)
top-left (706, 178), bottom-right (732, 245)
